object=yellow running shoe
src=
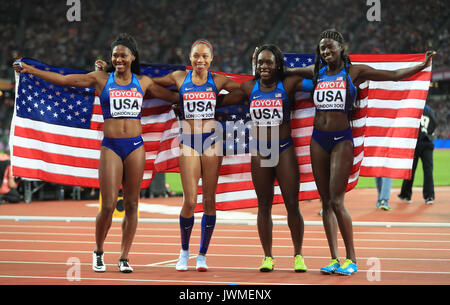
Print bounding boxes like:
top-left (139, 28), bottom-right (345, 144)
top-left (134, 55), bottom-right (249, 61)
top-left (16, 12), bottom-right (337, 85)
top-left (335, 259), bottom-right (357, 275)
top-left (294, 254), bottom-right (307, 272)
top-left (259, 256), bottom-right (274, 272)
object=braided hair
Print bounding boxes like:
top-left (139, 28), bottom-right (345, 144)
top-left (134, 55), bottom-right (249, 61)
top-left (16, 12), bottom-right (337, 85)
top-left (253, 44), bottom-right (285, 81)
top-left (312, 29), bottom-right (356, 116)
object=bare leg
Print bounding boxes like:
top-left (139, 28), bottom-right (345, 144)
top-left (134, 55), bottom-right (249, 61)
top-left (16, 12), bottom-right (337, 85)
top-left (120, 145), bottom-right (145, 260)
top-left (251, 154), bottom-right (276, 258)
top-left (96, 147), bottom-right (123, 253)
top-left (275, 146), bottom-right (304, 256)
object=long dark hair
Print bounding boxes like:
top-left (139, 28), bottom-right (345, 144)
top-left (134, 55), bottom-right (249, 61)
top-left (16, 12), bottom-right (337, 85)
top-left (253, 44), bottom-right (285, 81)
top-left (108, 33), bottom-right (141, 75)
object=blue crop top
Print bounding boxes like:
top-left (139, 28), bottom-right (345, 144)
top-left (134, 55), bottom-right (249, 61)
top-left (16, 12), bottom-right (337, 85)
top-left (179, 70), bottom-right (219, 120)
top-left (99, 73), bottom-right (144, 120)
top-left (249, 80), bottom-right (291, 126)
top-left (313, 66), bottom-right (356, 113)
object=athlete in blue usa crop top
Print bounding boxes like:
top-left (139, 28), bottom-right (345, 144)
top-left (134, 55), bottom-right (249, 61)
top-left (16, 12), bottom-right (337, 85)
top-left (14, 33), bottom-right (179, 274)
top-left (249, 79), bottom-right (290, 126)
top-left (313, 65), bottom-right (356, 114)
top-left (179, 70), bottom-right (219, 121)
top-left (151, 39), bottom-right (240, 272)
top-left (220, 44), bottom-right (310, 272)
top-left (283, 28), bottom-right (435, 276)
top-left (99, 72), bottom-right (144, 120)
top-left (310, 65), bottom-right (357, 154)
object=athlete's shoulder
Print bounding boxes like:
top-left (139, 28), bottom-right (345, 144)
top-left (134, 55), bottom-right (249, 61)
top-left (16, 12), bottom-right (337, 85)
top-left (172, 69), bottom-right (188, 79)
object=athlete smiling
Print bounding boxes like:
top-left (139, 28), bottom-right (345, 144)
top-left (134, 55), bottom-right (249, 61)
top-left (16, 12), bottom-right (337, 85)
top-left (220, 44), bottom-right (312, 272)
top-left (14, 33), bottom-right (178, 273)
top-left (288, 29), bottom-right (435, 275)
top-left (153, 39), bottom-right (240, 272)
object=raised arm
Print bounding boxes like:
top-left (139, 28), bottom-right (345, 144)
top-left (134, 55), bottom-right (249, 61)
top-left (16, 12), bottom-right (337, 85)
top-left (214, 74), bottom-right (240, 93)
top-left (152, 70), bottom-right (185, 88)
top-left (285, 64), bottom-right (315, 79)
top-left (352, 51), bottom-right (435, 83)
top-left (13, 61), bottom-right (100, 88)
top-left (217, 80), bottom-right (253, 108)
top-left (141, 76), bottom-right (179, 104)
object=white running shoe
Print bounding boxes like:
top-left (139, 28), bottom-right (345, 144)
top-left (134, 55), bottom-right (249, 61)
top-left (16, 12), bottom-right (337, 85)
top-left (92, 251), bottom-right (106, 272)
top-left (196, 255), bottom-right (208, 272)
top-left (118, 259), bottom-right (133, 273)
top-left (176, 250), bottom-right (190, 271)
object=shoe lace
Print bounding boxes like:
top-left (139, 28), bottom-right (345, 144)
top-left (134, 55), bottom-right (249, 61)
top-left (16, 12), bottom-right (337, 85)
top-left (96, 254), bottom-right (104, 266)
top-left (263, 257), bottom-right (273, 265)
top-left (326, 259), bottom-right (339, 267)
top-left (119, 259), bottom-right (129, 267)
top-left (341, 259), bottom-right (354, 269)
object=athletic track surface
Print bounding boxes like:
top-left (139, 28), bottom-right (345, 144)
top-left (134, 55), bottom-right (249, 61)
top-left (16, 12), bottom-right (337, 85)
top-left (0, 186), bottom-right (449, 286)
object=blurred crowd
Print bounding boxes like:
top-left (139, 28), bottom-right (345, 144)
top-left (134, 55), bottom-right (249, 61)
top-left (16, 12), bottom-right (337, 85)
top-left (2, 0), bottom-right (448, 74)
top-left (0, 0), bottom-right (449, 142)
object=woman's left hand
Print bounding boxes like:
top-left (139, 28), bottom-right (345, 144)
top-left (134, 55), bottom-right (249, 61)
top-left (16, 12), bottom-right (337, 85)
top-left (422, 51), bottom-right (436, 68)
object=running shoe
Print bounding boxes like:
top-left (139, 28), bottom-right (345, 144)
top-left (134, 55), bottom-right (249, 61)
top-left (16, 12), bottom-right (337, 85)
top-left (378, 200), bottom-right (392, 211)
top-left (320, 258), bottom-right (340, 274)
top-left (176, 249), bottom-right (190, 271)
top-left (425, 198), bottom-right (434, 205)
top-left (294, 254), bottom-right (307, 272)
top-left (118, 258), bottom-right (133, 273)
top-left (397, 194), bottom-right (412, 204)
top-left (259, 256), bottom-right (274, 272)
top-left (335, 259), bottom-right (357, 275)
top-left (196, 255), bottom-right (208, 272)
top-left (92, 251), bottom-right (106, 272)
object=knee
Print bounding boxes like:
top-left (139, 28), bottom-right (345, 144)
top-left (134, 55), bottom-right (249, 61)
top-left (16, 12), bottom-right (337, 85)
top-left (183, 196), bottom-right (198, 214)
top-left (321, 197), bottom-right (341, 213)
top-left (284, 198), bottom-right (300, 215)
top-left (328, 197), bottom-right (344, 214)
top-left (99, 199), bottom-right (116, 217)
top-left (258, 200), bottom-right (273, 216)
top-left (202, 195), bottom-right (216, 215)
top-left (123, 198), bottom-right (139, 215)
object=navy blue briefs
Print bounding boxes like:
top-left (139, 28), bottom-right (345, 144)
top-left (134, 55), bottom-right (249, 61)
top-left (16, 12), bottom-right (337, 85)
top-left (311, 127), bottom-right (353, 154)
top-left (253, 136), bottom-right (294, 157)
top-left (101, 135), bottom-right (144, 161)
top-left (179, 132), bottom-right (219, 155)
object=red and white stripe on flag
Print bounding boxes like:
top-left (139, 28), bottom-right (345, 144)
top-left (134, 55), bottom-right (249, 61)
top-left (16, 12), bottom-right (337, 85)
top-left (350, 53), bottom-right (431, 179)
top-left (10, 70), bottom-right (177, 188)
top-left (190, 54), bottom-right (431, 211)
top-left (10, 54), bottom-right (430, 210)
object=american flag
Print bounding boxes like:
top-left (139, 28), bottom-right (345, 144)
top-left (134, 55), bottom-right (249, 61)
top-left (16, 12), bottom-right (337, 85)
top-left (10, 58), bottom-right (182, 188)
top-left (11, 54), bottom-right (430, 211)
top-left (350, 54), bottom-right (431, 178)
top-left (190, 53), bottom-right (431, 211)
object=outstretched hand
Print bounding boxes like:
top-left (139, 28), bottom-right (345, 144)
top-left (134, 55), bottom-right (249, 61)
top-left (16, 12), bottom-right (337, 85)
top-left (95, 60), bottom-right (108, 71)
top-left (423, 51), bottom-right (436, 68)
top-left (12, 60), bottom-right (31, 74)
